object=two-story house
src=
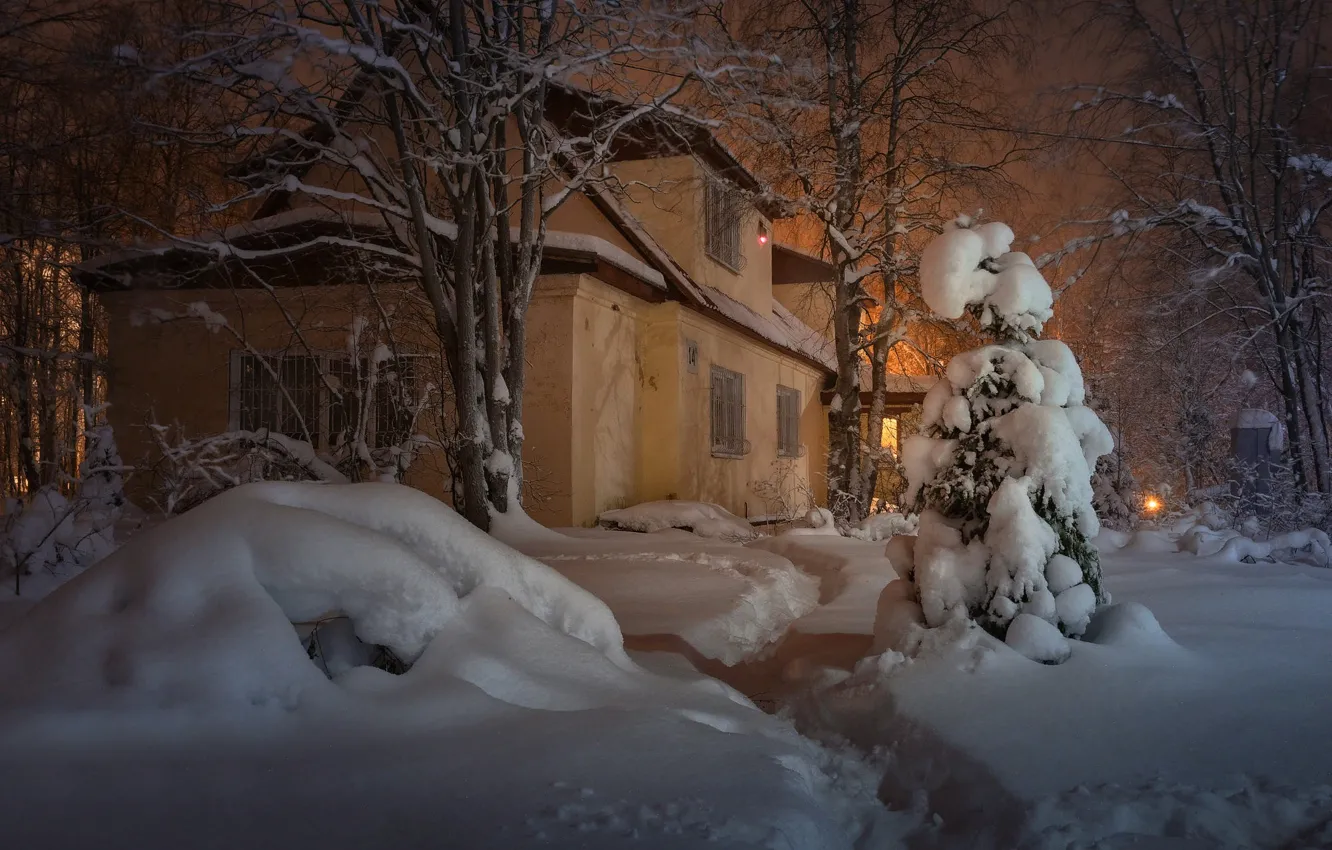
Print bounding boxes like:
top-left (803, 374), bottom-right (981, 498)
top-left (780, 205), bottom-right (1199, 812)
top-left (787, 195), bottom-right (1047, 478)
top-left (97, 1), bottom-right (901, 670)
top-left (75, 88), bottom-right (870, 526)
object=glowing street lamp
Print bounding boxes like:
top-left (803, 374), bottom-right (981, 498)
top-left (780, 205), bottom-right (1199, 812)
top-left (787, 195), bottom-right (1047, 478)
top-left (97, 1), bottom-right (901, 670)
top-left (1142, 495), bottom-right (1162, 514)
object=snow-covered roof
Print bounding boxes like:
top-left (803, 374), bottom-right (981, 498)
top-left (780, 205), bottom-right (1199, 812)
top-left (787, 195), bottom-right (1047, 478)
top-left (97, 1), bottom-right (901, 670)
top-left (582, 183), bottom-right (836, 374)
top-left (75, 207), bottom-right (668, 293)
top-left (77, 207), bottom-right (389, 275)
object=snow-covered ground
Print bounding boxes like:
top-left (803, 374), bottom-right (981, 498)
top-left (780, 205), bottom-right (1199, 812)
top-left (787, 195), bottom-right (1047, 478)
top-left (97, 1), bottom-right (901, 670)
top-left (783, 534), bottom-right (1332, 848)
top-left (500, 525), bottom-right (819, 666)
top-left (5, 483), bottom-right (1332, 849)
top-left (0, 483), bottom-right (896, 850)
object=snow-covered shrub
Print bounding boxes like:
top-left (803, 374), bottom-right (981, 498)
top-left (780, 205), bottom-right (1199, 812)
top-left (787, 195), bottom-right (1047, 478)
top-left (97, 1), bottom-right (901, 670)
top-left (896, 219), bottom-right (1114, 648)
top-left (598, 501), bottom-right (759, 540)
top-left (147, 425), bottom-right (350, 515)
top-left (750, 459), bottom-right (818, 526)
top-left (1, 417), bottom-right (126, 596)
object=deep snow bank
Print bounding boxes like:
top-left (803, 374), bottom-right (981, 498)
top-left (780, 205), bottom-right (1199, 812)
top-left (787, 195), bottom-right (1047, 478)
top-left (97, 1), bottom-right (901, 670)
top-left (0, 481), bottom-right (629, 712)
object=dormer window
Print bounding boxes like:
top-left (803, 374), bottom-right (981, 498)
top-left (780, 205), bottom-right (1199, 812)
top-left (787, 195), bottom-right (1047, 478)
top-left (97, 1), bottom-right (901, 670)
top-left (704, 175), bottom-right (743, 272)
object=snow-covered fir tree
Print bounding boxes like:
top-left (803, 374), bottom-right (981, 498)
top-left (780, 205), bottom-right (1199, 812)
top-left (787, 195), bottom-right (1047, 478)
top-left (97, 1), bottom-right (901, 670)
top-left (899, 219), bottom-right (1114, 648)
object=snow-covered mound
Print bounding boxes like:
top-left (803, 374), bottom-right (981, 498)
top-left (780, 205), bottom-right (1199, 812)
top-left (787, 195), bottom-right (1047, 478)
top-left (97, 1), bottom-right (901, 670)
top-left (599, 500), bottom-right (759, 540)
top-left (0, 482), bottom-right (627, 711)
top-left (792, 544), bottom-right (1332, 848)
top-left (750, 534), bottom-right (899, 636)
top-left (778, 507), bottom-right (843, 537)
top-left (847, 512), bottom-right (917, 541)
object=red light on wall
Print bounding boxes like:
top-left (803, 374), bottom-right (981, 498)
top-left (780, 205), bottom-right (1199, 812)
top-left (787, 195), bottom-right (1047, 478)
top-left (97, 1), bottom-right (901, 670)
top-left (758, 223), bottom-right (769, 245)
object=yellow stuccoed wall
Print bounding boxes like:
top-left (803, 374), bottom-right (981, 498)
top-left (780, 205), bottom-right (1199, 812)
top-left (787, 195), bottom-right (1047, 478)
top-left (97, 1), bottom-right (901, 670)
top-left (526, 277), bottom-right (829, 527)
top-left (99, 285), bottom-right (453, 507)
top-left (101, 273), bottom-right (828, 526)
top-left (610, 156), bottom-right (774, 316)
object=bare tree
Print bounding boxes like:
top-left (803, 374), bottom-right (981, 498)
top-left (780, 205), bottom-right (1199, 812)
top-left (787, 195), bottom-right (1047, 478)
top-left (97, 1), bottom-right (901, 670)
top-left (148, 0), bottom-right (725, 530)
top-left (710, 0), bottom-right (1020, 523)
top-left (1065, 0), bottom-right (1332, 494)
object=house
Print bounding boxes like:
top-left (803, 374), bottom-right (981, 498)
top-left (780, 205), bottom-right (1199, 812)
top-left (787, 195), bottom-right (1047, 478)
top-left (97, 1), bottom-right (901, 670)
top-left (75, 91), bottom-right (928, 527)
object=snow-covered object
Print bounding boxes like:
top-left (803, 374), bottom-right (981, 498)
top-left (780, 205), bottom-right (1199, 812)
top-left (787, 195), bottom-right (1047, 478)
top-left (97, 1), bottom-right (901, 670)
top-left (895, 219), bottom-right (1112, 649)
top-left (778, 507), bottom-right (842, 537)
top-left (0, 482), bottom-right (631, 710)
top-left (1, 423), bottom-right (126, 597)
top-left (1004, 613), bottom-right (1071, 664)
top-left (918, 219), bottom-right (1053, 341)
top-left (1044, 554), bottom-right (1083, 594)
top-left (847, 511), bottom-right (917, 542)
top-left (0, 497), bottom-right (894, 848)
top-left (598, 500), bottom-right (758, 540)
top-left (1231, 408), bottom-right (1286, 452)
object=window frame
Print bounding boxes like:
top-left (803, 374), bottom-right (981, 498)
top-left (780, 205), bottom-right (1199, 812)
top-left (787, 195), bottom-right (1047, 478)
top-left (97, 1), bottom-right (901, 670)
top-left (776, 385), bottom-right (802, 458)
top-left (710, 365), bottom-right (747, 459)
top-left (704, 175), bottom-right (743, 273)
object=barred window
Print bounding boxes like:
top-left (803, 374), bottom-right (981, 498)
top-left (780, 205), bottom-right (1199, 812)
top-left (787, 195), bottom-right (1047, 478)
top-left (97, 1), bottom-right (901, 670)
top-left (372, 356), bottom-right (416, 450)
top-left (229, 350), bottom-right (417, 452)
top-left (231, 352), bottom-right (322, 446)
top-left (710, 365), bottom-right (746, 458)
top-left (777, 385), bottom-right (801, 457)
top-left (704, 175), bottom-right (743, 271)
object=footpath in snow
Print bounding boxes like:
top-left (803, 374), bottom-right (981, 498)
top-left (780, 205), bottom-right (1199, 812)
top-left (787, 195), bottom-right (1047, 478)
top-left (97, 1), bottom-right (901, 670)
top-left (494, 518), bottom-right (820, 668)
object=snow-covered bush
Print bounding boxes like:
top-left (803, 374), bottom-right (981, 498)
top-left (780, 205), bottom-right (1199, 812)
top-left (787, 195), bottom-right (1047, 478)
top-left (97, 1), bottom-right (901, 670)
top-left (147, 425), bottom-right (350, 515)
top-left (1, 416), bottom-right (126, 596)
top-left (895, 219), bottom-right (1114, 648)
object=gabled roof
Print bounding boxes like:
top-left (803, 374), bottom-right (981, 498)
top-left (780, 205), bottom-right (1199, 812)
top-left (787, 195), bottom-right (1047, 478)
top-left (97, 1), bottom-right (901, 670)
top-left (580, 183), bottom-right (834, 374)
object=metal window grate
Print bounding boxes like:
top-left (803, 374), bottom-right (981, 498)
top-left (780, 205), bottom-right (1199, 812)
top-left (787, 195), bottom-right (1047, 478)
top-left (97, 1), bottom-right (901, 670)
top-left (704, 176), bottom-right (743, 271)
top-left (372, 356), bottom-right (416, 449)
top-left (233, 352), bottom-right (320, 445)
top-left (710, 365), bottom-right (746, 457)
top-left (777, 385), bottom-right (801, 457)
top-left (230, 350), bottom-right (417, 452)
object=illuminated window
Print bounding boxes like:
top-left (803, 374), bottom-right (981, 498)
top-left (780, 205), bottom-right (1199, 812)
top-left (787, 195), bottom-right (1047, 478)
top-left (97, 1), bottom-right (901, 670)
top-left (881, 417), bottom-right (900, 456)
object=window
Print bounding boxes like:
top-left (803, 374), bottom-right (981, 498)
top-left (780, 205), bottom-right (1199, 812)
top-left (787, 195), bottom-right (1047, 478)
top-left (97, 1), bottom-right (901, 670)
top-left (881, 416), bottom-right (900, 457)
top-left (229, 350), bottom-right (417, 451)
top-left (704, 175), bottom-right (743, 271)
top-left (710, 366), bottom-right (747, 457)
top-left (777, 385), bottom-right (801, 457)
top-left (232, 352), bottom-right (323, 445)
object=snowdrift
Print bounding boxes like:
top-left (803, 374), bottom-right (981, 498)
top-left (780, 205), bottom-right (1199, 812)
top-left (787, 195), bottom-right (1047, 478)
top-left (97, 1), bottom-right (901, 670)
top-left (0, 481), bottom-right (629, 711)
top-left (598, 500), bottom-right (759, 540)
